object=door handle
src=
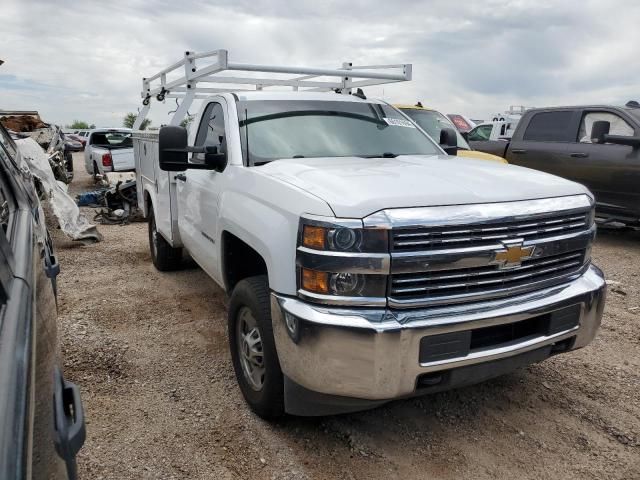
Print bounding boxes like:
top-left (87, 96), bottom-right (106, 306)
top-left (569, 152), bottom-right (589, 158)
top-left (175, 173), bottom-right (187, 182)
top-left (53, 368), bottom-right (86, 480)
top-left (511, 149), bottom-right (527, 154)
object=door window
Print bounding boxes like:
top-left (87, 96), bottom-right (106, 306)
top-left (523, 111), bottom-right (574, 142)
top-left (467, 124), bottom-right (492, 141)
top-left (194, 102), bottom-right (226, 161)
top-left (578, 112), bottom-right (634, 143)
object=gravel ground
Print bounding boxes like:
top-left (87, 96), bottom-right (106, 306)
top-left (52, 153), bottom-right (639, 479)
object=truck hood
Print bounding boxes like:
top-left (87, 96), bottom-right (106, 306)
top-left (257, 155), bottom-right (590, 218)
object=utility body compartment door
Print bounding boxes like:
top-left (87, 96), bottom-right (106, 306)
top-left (134, 135), bottom-right (177, 244)
top-left (176, 99), bottom-right (230, 277)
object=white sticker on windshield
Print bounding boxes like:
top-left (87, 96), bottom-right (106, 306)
top-left (383, 117), bottom-right (416, 128)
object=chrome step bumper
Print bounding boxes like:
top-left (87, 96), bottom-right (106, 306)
top-left (271, 264), bottom-right (605, 410)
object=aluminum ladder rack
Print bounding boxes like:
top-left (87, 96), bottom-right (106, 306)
top-left (133, 49), bottom-right (412, 129)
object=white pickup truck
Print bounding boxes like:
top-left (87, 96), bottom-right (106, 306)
top-left (84, 128), bottom-right (135, 180)
top-left (133, 51), bottom-right (605, 418)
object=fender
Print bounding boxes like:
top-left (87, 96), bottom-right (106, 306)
top-left (216, 180), bottom-right (333, 296)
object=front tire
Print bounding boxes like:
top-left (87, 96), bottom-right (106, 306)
top-left (228, 275), bottom-right (284, 419)
top-left (148, 207), bottom-right (182, 271)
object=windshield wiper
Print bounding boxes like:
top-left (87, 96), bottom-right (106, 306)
top-left (240, 110), bottom-right (387, 128)
top-left (360, 152), bottom-right (398, 158)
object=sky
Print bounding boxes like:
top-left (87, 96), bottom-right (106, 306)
top-left (1, 0), bottom-right (638, 128)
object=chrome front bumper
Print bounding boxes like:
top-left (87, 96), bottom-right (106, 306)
top-left (271, 264), bottom-right (606, 408)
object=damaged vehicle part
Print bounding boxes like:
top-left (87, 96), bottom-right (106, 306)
top-left (15, 138), bottom-right (102, 243)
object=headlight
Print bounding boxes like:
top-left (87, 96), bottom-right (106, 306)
top-left (300, 268), bottom-right (387, 299)
top-left (297, 216), bottom-right (389, 305)
top-left (300, 218), bottom-right (387, 253)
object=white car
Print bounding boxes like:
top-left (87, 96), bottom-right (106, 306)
top-left (84, 128), bottom-right (134, 179)
top-left (133, 51), bottom-right (605, 419)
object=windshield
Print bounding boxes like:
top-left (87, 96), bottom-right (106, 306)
top-left (400, 109), bottom-right (471, 150)
top-left (237, 100), bottom-right (441, 165)
top-left (90, 131), bottom-right (132, 148)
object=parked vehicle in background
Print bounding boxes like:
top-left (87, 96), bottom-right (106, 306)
top-left (84, 128), bottom-right (134, 180)
top-left (66, 133), bottom-right (86, 149)
top-left (64, 135), bottom-right (83, 152)
top-left (0, 123), bottom-right (85, 479)
top-left (447, 113), bottom-right (476, 133)
top-left (471, 103), bottom-right (640, 225)
top-left (396, 103), bottom-right (507, 163)
top-left (134, 50), bottom-right (604, 419)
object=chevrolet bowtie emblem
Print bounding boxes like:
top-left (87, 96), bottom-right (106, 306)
top-left (493, 243), bottom-right (535, 269)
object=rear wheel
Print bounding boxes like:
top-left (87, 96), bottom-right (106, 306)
top-left (92, 162), bottom-right (100, 183)
top-left (228, 275), bottom-right (284, 419)
top-left (148, 207), bottom-right (182, 271)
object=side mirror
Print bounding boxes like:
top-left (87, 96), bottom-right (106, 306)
top-left (159, 126), bottom-right (228, 172)
top-left (461, 131), bottom-right (469, 141)
top-left (440, 128), bottom-right (458, 156)
top-left (159, 126), bottom-right (188, 171)
top-left (591, 121), bottom-right (610, 144)
top-left (202, 147), bottom-right (228, 172)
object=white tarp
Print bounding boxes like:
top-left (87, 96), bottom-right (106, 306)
top-left (15, 138), bottom-right (102, 243)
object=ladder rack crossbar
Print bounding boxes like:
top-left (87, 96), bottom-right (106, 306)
top-left (133, 49), bottom-right (412, 129)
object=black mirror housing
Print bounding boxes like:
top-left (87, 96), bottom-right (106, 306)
top-left (159, 126), bottom-right (189, 171)
top-left (591, 120), bottom-right (610, 144)
top-left (440, 127), bottom-right (458, 156)
top-left (159, 126), bottom-right (228, 172)
top-left (203, 148), bottom-right (228, 172)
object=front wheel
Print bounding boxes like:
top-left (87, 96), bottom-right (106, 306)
top-left (148, 207), bottom-right (182, 271)
top-left (228, 275), bottom-right (284, 419)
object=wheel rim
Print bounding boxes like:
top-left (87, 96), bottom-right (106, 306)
top-left (236, 306), bottom-right (265, 391)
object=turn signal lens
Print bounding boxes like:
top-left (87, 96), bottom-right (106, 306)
top-left (302, 225), bottom-right (326, 249)
top-left (301, 268), bottom-right (329, 294)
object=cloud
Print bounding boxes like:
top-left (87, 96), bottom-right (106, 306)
top-left (1, 0), bottom-right (638, 127)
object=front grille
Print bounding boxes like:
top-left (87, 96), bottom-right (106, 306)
top-left (390, 249), bottom-right (586, 305)
top-left (392, 212), bottom-right (588, 252)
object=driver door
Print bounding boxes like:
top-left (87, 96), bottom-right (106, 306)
top-left (176, 99), bottom-right (228, 278)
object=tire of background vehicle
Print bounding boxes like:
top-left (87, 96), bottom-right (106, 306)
top-left (228, 275), bottom-right (285, 419)
top-left (92, 162), bottom-right (100, 183)
top-left (65, 151), bottom-right (74, 172)
top-left (63, 151), bottom-right (73, 183)
top-left (148, 207), bottom-right (182, 271)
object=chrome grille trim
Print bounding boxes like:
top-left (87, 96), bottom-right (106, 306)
top-left (389, 263), bottom-right (589, 309)
top-left (391, 227), bottom-right (595, 274)
top-left (391, 251), bottom-right (584, 286)
top-left (392, 213), bottom-right (588, 251)
top-left (364, 194), bottom-right (594, 229)
top-left (391, 250), bottom-right (584, 295)
top-left (361, 195), bottom-right (596, 309)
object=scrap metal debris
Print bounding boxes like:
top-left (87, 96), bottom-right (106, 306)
top-left (15, 138), bottom-right (102, 243)
top-left (2, 111), bottom-right (73, 184)
top-left (76, 177), bottom-right (142, 225)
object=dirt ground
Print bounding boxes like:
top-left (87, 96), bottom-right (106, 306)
top-left (52, 153), bottom-right (639, 480)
